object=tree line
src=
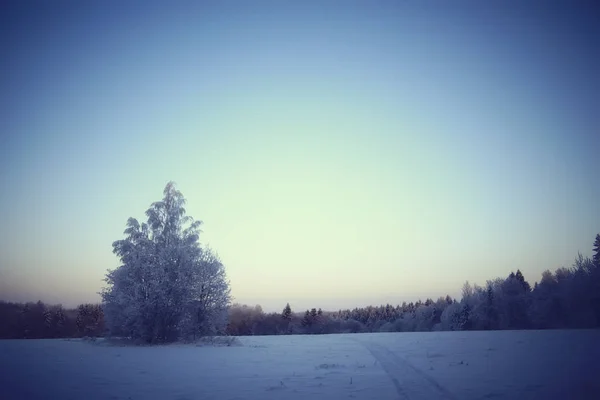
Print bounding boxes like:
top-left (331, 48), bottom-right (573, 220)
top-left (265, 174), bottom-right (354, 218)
top-left (226, 234), bottom-right (600, 336)
top-left (0, 302), bottom-right (104, 339)
top-left (2, 233), bottom-right (598, 339)
top-left (1, 182), bottom-right (598, 342)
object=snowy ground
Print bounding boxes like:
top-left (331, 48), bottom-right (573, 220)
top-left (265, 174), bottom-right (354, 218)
top-left (1, 330), bottom-right (599, 400)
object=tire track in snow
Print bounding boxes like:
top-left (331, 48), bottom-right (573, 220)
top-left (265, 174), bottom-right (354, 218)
top-left (358, 340), bottom-right (458, 400)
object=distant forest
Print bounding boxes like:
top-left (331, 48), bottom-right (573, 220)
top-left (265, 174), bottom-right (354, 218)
top-left (1, 233), bottom-right (599, 339)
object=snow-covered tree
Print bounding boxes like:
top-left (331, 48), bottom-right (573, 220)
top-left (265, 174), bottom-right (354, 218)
top-left (462, 281), bottom-right (474, 302)
top-left (457, 303), bottom-right (473, 330)
top-left (500, 272), bottom-right (531, 329)
top-left (282, 303), bottom-right (292, 321)
top-left (101, 182), bottom-right (231, 343)
top-left (529, 270), bottom-right (565, 329)
top-left (593, 234), bottom-right (600, 266)
top-left (414, 305), bottom-right (436, 331)
top-left (227, 304), bottom-right (264, 336)
top-left (52, 306), bottom-right (67, 338)
top-left (301, 310), bottom-right (312, 327)
top-left (439, 301), bottom-right (462, 331)
top-left (483, 283), bottom-right (499, 330)
top-left (514, 269), bottom-right (531, 292)
top-left (76, 304), bottom-right (104, 337)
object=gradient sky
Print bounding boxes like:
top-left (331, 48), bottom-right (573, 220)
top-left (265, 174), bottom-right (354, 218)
top-left (1, 1), bottom-right (598, 312)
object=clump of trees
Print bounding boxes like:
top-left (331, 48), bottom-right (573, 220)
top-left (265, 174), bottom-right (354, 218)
top-left (76, 304), bottom-right (105, 337)
top-left (225, 303), bottom-right (369, 336)
top-left (101, 182), bottom-right (231, 344)
top-left (0, 301), bottom-right (104, 339)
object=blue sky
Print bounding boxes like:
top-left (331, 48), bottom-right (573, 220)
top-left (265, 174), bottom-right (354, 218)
top-left (1, 1), bottom-right (598, 311)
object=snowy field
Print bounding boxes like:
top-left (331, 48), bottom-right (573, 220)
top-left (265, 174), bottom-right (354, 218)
top-left (1, 330), bottom-right (599, 400)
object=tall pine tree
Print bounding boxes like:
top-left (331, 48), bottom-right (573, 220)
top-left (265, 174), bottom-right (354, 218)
top-left (593, 234), bottom-right (600, 267)
top-left (301, 310), bottom-right (311, 327)
top-left (282, 303), bottom-right (292, 321)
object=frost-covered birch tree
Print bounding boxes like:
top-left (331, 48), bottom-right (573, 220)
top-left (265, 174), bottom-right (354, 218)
top-left (101, 182), bottom-right (231, 343)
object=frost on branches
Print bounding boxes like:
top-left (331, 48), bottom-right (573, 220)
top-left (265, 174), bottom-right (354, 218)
top-left (101, 182), bottom-right (231, 343)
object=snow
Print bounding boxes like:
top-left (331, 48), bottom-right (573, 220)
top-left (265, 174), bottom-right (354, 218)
top-left (1, 330), bottom-right (599, 400)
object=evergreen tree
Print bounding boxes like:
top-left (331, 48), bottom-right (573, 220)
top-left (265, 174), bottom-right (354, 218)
top-left (301, 310), bottom-right (311, 327)
top-left (53, 306), bottom-right (67, 338)
top-left (76, 304), bottom-right (105, 337)
top-left (515, 270), bottom-right (531, 292)
top-left (485, 284), bottom-right (498, 330)
top-left (43, 307), bottom-right (53, 335)
top-left (19, 303), bottom-right (31, 338)
top-left (458, 303), bottom-right (472, 330)
top-left (29, 301), bottom-right (48, 338)
top-left (282, 303), bottom-right (292, 321)
top-left (593, 234), bottom-right (600, 266)
top-left (502, 273), bottom-right (531, 329)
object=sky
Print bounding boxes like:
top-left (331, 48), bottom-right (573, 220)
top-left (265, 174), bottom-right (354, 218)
top-left (0, 1), bottom-right (598, 312)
